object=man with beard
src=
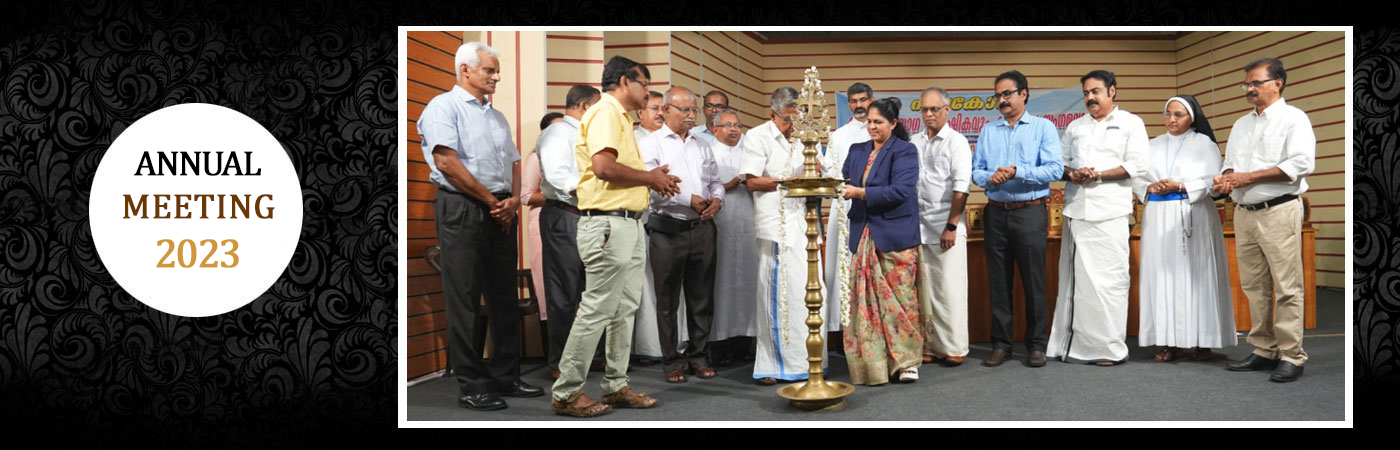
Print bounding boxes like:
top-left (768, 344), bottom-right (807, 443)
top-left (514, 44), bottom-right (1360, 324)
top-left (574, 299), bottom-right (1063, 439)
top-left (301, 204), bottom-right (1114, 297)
top-left (821, 82), bottom-right (875, 336)
top-left (972, 70), bottom-right (1064, 368)
top-left (1046, 70), bottom-right (1148, 366)
top-left (639, 86), bottom-right (724, 383)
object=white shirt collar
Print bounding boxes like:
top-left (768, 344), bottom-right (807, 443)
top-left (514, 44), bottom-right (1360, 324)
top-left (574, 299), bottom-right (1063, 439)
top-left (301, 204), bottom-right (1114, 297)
top-left (1251, 97), bottom-right (1288, 118)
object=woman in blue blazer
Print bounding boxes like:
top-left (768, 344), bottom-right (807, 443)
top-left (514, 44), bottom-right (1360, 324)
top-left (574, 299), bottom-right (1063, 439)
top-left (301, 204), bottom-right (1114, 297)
top-left (839, 97), bottom-right (922, 386)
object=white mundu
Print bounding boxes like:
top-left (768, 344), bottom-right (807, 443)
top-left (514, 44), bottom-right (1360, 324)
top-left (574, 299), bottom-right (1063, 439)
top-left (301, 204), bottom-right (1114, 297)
top-left (741, 119), bottom-right (833, 381)
top-left (711, 138), bottom-right (758, 341)
top-left (911, 123), bottom-right (972, 359)
top-left (1135, 129), bottom-right (1236, 349)
top-left (1047, 106), bottom-right (1148, 364)
top-left (820, 117), bottom-right (869, 331)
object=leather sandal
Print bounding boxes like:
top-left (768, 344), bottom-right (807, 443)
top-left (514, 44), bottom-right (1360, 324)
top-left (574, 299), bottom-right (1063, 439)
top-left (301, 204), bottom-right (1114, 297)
top-left (1154, 347), bottom-right (1184, 362)
top-left (602, 386), bottom-right (658, 409)
top-left (665, 369), bottom-right (687, 383)
top-left (551, 391), bottom-right (612, 418)
top-left (1192, 347), bottom-right (1213, 361)
top-left (756, 377), bottom-right (778, 386)
top-left (692, 366), bottom-right (717, 379)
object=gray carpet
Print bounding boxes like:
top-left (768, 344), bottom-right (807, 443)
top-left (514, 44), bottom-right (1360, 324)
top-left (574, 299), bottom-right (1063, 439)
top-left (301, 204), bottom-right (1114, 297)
top-left (407, 288), bottom-right (1345, 422)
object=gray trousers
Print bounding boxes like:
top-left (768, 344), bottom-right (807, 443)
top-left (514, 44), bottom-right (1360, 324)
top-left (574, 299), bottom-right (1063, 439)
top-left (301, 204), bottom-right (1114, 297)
top-left (434, 191), bottom-right (520, 395)
top-left (648, 220), bottom-right (717, 373)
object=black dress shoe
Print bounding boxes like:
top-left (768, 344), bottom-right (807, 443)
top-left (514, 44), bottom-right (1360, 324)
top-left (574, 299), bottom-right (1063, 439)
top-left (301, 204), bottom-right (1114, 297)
top-left (458, 393), bottom-right (508, 411)
top-left (1226, 354), bottom-right (1280, 372)
top-left (1027, 350), bottom-right (1047, 368)
top-left (498, 380), bottom-right (544, 398)
top-left (1269, 361), bottom-right (1304, 382)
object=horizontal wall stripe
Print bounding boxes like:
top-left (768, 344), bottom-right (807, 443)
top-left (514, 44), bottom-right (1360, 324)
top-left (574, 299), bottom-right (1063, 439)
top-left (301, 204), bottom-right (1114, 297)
top-left (547, 34), bottom-right (604, 41)
top-left (604, 42), bottom-right (668, 49)
top-left (1176, 31), bottom-right (1268, 65)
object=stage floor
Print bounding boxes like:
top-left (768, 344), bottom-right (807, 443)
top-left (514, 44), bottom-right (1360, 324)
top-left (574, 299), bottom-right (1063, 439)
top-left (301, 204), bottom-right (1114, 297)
top-left (406, 288), bottom-right (1346, 422)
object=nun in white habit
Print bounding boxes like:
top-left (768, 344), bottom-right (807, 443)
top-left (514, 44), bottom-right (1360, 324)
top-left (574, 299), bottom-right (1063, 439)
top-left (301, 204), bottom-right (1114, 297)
top-left (1135, 95), bottom-right (1236, 361)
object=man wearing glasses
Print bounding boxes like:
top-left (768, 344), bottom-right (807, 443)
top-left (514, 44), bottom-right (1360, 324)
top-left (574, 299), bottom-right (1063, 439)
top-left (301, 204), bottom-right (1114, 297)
top-left (911, 87), bottom-right (973, 368)
top-left (708, 109), bottom-right (758, 367)
top-left (640, 87), bottom-right (725, 384)
top-left (635, 90), bottom-right (665, 143)
top-left (1046, 70), bottom-right (1148, 367)
top-left (741, 87), bottom-right (835, 385)
top-left (551, 56), bottom-right (681, 417)
top-left (822, 82), bottom-right (875, 335)
top-left (971, 70), bottom-right (1064, 368)
top-left (1214, 57), bottom-right (1315, 383)
top-left (692, 90), bottom-right (730, 146)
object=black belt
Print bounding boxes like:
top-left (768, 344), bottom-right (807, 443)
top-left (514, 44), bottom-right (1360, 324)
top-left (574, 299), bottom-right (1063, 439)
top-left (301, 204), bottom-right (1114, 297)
top-left (988, 197), bottom-right (1047, 210)
top-left (650, 213), bottom-right (711, 231)
top-left (581, 209), bottom-right (642, 220)
top-left (441, 189), bottom-right (512, 203)
top-left (545, 199), bottom-right (580, 215)
top-left (1237, 194), bottom-right (1298, 211)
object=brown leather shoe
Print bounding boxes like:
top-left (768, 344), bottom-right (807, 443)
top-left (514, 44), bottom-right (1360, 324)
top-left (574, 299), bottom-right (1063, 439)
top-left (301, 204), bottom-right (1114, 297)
top-left (602, 386), bottom-right (658, 409)
top-left (1028, 350), bottom-right (1047, 367)
top-left (942, 355), bottom-right (965, 367)
top-left (922, 355), bottom-right (934, 364)
top-left (982, 348), bottom-right (1012, 367)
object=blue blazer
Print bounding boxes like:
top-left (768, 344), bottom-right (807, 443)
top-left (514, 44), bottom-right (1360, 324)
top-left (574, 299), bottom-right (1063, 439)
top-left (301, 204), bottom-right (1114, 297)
top-left (843, 137), bottom-right (920, 254)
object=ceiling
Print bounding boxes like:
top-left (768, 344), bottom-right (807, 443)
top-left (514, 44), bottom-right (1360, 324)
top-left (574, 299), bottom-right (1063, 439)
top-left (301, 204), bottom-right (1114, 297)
top-left (752, 31), bottom-right (1180, 42)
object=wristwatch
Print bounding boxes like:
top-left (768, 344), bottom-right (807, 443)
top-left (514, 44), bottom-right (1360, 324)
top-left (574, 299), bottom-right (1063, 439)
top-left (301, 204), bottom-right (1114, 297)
top-left (945, 223), bottom-right (957, 232)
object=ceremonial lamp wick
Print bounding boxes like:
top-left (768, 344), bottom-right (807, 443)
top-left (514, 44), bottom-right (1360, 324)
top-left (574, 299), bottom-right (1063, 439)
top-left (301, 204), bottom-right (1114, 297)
top-left (774, 66), bottom-right (855, 412)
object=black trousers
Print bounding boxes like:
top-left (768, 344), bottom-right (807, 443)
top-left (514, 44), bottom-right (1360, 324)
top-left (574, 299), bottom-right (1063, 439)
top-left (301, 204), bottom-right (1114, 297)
top-left (435, 191), bottom-right (520, 395)
top-left (538, 201), bottom-right (603, 369)
top-left (983, 201), bottom-right (1049, 352)
top-left (648, 219), bottom-right (717, 373)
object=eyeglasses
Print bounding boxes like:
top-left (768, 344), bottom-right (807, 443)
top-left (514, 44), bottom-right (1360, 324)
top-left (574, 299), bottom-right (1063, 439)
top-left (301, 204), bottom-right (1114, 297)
top-left (920, 105), bottom-right (947, 114)
top-left (994, 89), bottom-right (1022, 99)
top-left (644, 104), bottom-right (662, 112)
top-left (715, 122), bottom-right (741, 129)
top-left (703, 103), bottom-right (726, 110)
top-left (847, 96), bottom-right (871, 104)
top-left (1240, 78), bottom-right (1277, 91)
top-left (666, 104), bottom-right (697, 114)
top-left (1162, 112), bottom-right (1189, 120)
top-left (627, 76), bottom-right (650, 89)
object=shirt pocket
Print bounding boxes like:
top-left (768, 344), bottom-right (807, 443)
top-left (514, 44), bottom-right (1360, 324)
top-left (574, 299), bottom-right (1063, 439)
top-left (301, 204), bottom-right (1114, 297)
top-left (1101, 127), bottom-right (1128, 160)
top-left (1255, 136), bottom-right (1287, 167)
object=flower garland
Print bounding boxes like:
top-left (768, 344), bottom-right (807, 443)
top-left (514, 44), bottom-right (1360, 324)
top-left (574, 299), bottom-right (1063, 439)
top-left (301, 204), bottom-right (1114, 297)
top-left (775, 135), bottom-right (800, 348)
top-left (836, 195), bottom-right (852, 327)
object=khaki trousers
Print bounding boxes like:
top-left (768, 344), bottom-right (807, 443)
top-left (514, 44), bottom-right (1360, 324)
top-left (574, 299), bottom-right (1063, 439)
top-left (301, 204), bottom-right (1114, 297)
top-left (551, 215), bottom-right (647, 401)
top-left (1234, 198), bottom-right (1308, 366)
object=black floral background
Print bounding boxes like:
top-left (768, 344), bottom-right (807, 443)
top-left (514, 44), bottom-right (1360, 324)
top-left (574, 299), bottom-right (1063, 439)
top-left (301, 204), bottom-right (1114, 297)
top-left (0, 0), bottom-right (1391, 441)
top-left (0, 0), bottom-right (397, 445)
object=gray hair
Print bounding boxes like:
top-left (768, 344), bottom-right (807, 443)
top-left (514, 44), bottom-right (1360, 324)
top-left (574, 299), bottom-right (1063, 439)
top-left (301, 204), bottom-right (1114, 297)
top-left (770, 87), bottom-right (798, 115)
top-left (665, 86), bottom-right (695, 105)
top-left (920, 87), bottom-right (951, 106)
top-left (454, 41), bottom-right (500, 72)
top-left (711, 108), bottom-right (740, 127)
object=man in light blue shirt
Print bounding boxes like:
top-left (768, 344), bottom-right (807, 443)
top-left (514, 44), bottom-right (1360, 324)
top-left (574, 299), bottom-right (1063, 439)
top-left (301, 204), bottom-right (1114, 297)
top-left (971, 70), bottom-right (1063, 369)
top-left (416, 41), bottom-right (541, 411)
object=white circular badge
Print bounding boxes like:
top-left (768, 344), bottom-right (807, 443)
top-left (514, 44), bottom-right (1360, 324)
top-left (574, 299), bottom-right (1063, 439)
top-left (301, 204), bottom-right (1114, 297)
top-left (89, 103), bottom-right (303, 317)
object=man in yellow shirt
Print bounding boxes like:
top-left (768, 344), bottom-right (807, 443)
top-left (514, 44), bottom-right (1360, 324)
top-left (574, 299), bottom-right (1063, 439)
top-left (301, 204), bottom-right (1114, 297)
top-left (550, 55), bottom-right (681, 418)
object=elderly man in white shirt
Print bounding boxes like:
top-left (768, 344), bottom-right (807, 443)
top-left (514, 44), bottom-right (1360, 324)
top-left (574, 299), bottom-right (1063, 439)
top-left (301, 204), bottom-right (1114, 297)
top-left (911, 87), bottom-right (972, 368)
top-left (741, 87), bottom-right (836, 385)
top-left (1215, 58), bottom-right (1316, 383)
top-left (821, 82), bottom-right (874, 332)
top-left (1046, 70), bottom-right (1148, 366)
top-left (536, 84), bottom-right (603, 379)
top-left (634, 90), bottom-right (664, 143)
top-left (639, 86), bottom-right (725, 383)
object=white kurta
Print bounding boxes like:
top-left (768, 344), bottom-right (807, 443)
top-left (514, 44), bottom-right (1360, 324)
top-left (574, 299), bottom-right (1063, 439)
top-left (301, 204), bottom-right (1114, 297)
top-left (1135, 130), bottom-right (1237, 349)
top-left (820, 118), bottom-right (869, 333)
top-left (1046, 109), bottom-right (1147, 364)
top-left (711, 138), bottom-right (758, 340)
top-left (742, 120), bottom-right (832, 380)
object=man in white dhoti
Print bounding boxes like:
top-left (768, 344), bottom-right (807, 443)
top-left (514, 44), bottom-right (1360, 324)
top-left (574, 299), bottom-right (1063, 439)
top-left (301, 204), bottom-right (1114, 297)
top-left (821, 83), bottom-right (873, 334)
top-left (741, 87), bottom-right (833, 385)
top-left (1046, 70), bottom-right (1147, 366)
top-left (708, 109), bottom-right (758, 366)
top-left (911, 87), bottom-right (972, 367)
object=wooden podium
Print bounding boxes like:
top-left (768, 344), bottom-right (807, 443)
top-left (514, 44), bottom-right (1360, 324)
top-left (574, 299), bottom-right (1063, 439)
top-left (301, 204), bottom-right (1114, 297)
top-left (962, 191), bottom-right (1317, 343)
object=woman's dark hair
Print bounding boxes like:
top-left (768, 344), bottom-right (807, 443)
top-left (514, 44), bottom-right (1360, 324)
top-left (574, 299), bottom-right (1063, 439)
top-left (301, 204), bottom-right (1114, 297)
top-left (869, 97), bottom-right (910, 142)
top-left (1171, 94), bottom-right (1217, 143)
top-left (539, 112), bottom-right (565, 131)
